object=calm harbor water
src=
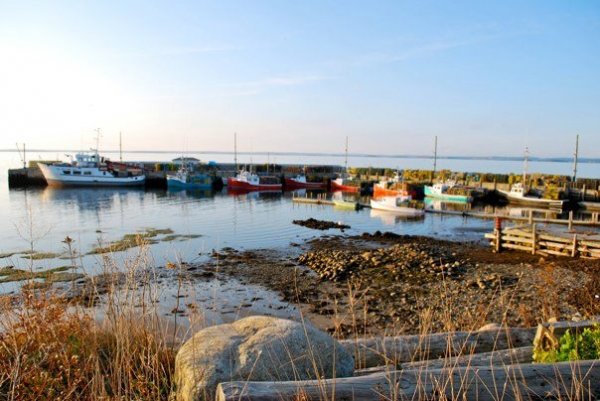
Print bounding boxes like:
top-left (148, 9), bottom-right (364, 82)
top-left (1, 151), bottom-right (598, 277)
top-left (2, 150), bottom-right (599, 325)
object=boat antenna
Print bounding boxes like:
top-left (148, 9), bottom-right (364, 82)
top-left (15, 143), bottom-right (26, 169)
top-left (433, 135), bottom-right (438, 181)
top-left (93, 128), bottom-right (102, 163)
top-left (572, 134), bottom-right (579, 182)
top-left (523, 146), bottom-right (529, 184)
top-left (119, 131), bottom-right (123, 163)
top-left (234, 132), bottom-right (238, 172)
top-left (344, 136), bottom-right (349, 175)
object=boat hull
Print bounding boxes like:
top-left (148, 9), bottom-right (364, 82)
top-left (39, 163), bottom-right (145, 187)
top-left (424, 186), bottom-right (471, 203)
top-left (228, 178), bottom-right (282, 191)
top-left (166, 174), bottom-right (213, 189)
top-left (497, 190), bottom-right (564, 209)
top-left (370, 200), bottom-right (424, 216)
top-left (579, 201), bottom-right (600, 212)
top-left (373, 184), bottom-right (402, 197)
top-left (331, 181), bottom-right (359, 192)
top-left (45, 178), bottom-right (145, 187)
top-left (284, 178), bottom-right (326, 190)
top-left (332, 199), bottom-right (359, 210)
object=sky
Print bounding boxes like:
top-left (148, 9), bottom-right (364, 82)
top-left (0, 1), bottom-right (599, 158)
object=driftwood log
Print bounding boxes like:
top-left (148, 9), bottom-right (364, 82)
top-left (216, 360), bottom-right (600, 401)
top-left (339, 327), bottom-right (537, 368)
top-left (354, 345), bottom-right (534, 376)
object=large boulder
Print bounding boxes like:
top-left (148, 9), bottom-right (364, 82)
top-left (174, 316), bottom-right (354, 401)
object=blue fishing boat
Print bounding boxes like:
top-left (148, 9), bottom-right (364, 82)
top-left (424, 182), bottom-right (471, 203)
top-left (167, 168), bottom-right (213, 189)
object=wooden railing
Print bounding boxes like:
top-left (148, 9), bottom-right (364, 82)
top-left (485, 223), bottom-right (600, 258)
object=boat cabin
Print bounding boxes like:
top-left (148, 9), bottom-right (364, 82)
top-left (73, 153), bottom-right (100, 168)
top-left (510, 182), bottom-right (528, 197)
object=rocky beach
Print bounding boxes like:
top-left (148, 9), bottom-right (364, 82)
top-left (190, 225), bottom-right (600, 338)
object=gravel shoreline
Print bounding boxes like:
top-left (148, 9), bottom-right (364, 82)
top-left (197, 231), bottom-right (600, 338)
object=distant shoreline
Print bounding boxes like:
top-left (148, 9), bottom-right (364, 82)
top-left (1, 149), bottom-right (598, 164)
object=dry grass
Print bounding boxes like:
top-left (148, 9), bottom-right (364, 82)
top-left (0, 232), bottom-right (179, 401)
top-left (0, 228), bottom-right (598, 401)
top-left (0, 292), bottom-right (174, 401)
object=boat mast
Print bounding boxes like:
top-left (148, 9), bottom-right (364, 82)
top-left (344, 136), bottom-right (349, 175)
top-left (234, 132), bottom-right (238, 172)
top-left (93, 128), bottom-right (102, 164)
top-left (433, 135), bottom-right (438, 181)
top-left (572, 134), bottom-right (579, 182)
top-left (15, 143), bottom-right (26, 168)
top-left (523, 146), bottom-right (529, 185)
top-left (119, 131), bottom-right (123, 163)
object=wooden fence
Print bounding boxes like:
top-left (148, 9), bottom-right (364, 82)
top-left (485, 223), bottom-right (600, 258)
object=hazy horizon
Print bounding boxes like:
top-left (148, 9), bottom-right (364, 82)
top-left (3, 147), bottom-right (597, 163)
top-left (1, 1), bottom-right (598, 157)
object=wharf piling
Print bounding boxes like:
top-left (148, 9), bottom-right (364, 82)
top-left (8, 167), bottom-right (46, 187)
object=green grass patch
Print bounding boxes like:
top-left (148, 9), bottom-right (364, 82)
top-left (89, 228), bottom-right (174, 254)
top-left (0, 266), bottom-right (79, 283)
top-left (145, 228), bottom-right (174, 236)
top-left (161, 234), bottom-right (202, 242)
top-left (0, 251), bottom-right (30, 259)
top-left (47, 272), bottom-right (85, 283)
top-left (21, 252), bottom-right (62, 260)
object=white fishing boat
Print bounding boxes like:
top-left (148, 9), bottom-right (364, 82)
top-left (498, 183), bottom-right (564, 208)
top-left (38, 131), bottom-right (145, 187)
top-left (370, 196), bottom-right (424, 216)
top-left (38, 152), bottom-right (145, 187)
top-left (579, 201), bottom-right (600, 212)
top-left (331, 136), bottom-right (360, 193)
top-left (497, 147), bottom-right (564, 209)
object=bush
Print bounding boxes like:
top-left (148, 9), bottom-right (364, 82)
top-left (534, 326), bottom-right (600, 363)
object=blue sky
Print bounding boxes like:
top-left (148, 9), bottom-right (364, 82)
top-left (0, 1), bottom-right (598, 157)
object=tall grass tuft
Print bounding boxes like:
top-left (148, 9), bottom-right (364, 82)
top-left (0, 233), bottom-right (176, 401)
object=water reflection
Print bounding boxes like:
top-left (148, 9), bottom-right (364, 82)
top-left (369, 209), bottom-right (425, 225)
top-left (226, 188), bottom-right (283, 202)
top-left (165, 188), bottom-right (214, 200)
top-left (424, 198), bottom-right (471, 212)
top-left (40, 186), bottom-right (145, 211)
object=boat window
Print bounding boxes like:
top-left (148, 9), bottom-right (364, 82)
top-left (84, 171), bottom-right (92, 175)
top-left (103, 172), bottom-right (106, 175)
top-left (73, 171), bottom-right (81, 175)
top-left (63, 170), bottom-right (71, 175)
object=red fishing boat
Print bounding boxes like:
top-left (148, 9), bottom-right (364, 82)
top-left (284, 175), bottom-right (326, 190)
top-left (331, 177), bottom-right (360, 192)
top-left (228, 170), bottom-right (282, 191)
top-left (373, 172), bottom-right (416, 198)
